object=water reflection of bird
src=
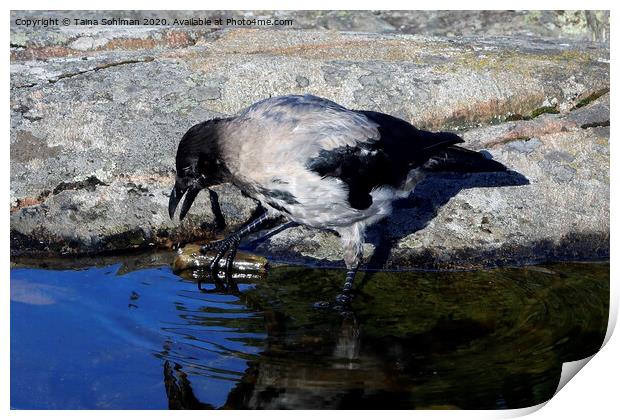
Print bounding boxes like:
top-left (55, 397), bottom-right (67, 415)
top-left (168, 94), bottom-right (506, 303)
top-left (164, 361), bottom-right (214, 410)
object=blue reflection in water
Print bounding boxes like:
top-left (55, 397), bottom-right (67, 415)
top-left (11, 265), bottom-right (264, 409)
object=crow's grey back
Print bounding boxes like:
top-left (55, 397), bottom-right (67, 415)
top-left (215, 95), bottom-right (382, 227)
top-left (218, 94), bottom-right (379, 181)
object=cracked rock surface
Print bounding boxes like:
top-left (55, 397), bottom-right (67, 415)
top-left (10, 20), bottom-right (609, 268)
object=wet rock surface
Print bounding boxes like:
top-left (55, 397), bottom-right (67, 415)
top-left (172, 244), bottom-right (268, 275)
top-left (10, 17), bottom-right (609, 268)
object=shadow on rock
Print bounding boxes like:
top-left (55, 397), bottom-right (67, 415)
top-left (363, 170), bottom-right (530, 271)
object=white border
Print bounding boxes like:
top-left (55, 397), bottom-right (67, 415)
top-left (4, 2), bottom-right (617, 419)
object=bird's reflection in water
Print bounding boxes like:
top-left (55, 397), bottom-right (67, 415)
top-left (161, 263), bottom-right (609, 410)
top-left (164, 360), bottom-right (215, 410)
top-left (333, 317), bottom-right (361, 370)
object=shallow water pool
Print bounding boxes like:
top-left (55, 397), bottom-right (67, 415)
top-left (10, 255), bottom-right (609, 409)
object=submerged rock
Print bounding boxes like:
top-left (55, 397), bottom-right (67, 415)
top-left (9, 26), bottom-right (609, 268)
top-left (172, 244), bottom-right (268, 275)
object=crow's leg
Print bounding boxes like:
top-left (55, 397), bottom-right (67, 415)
top-left (200, 211), bottom-right (271, 255)
top-left (336, 267), bottom-right (359, 306)
top-left (335, 223), bottom-right (365, 306)
top-left (339, 267), bottom-right (358, 297)
top-left (207, 242), bottom-right (232, 279)
top-left (223, 237), bottom-right (240, 293)
top-left (224, 238), bottom-right (239, 274)
top-left (201, 210), bottom-right (271, 279)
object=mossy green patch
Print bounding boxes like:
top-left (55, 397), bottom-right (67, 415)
top-left (575, 88), bottom-right (610, 109)
top-left (530, 106), bottom-right (560, 118)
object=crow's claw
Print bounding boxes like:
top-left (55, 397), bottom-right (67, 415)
top-left (200, 236), bottom-right (239, 255)
top-left (335, 292), bottom-right (353, 306)
top-left (333, 295), bottom-right (355, 318)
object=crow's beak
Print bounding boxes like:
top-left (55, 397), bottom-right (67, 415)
top-left (178, 185), bottom-right (201, 221)
top-left (168, 183), bottom-right (185, 220)
top-left (169, 183), bottom-right (203, 221)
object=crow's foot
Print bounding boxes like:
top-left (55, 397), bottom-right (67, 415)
top-left (200, 234), bottom-right (241, 254)
top-left (195, 235), bottom-right (242, 292)
top-left (335, 292), bottom-right (353, 305)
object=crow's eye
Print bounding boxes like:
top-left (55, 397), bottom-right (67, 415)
top-left (178, 165), bottom-right (192, 176)
top-left (179, 164), bottom-right (201, 180)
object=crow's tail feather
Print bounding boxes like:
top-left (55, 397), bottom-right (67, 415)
top-left (419, 130), bottom-right (464, 153)
top-left (422, 145), bottom-right (507, 173)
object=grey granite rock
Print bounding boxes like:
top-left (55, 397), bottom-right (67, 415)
top-left (10, 26), bottom-right (609, 267)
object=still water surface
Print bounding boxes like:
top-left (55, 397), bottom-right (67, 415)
top-left (10, 257), bottom-right (608, 409)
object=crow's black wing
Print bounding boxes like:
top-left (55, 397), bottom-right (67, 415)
top-left (306, 111), bottom-right (464, 209)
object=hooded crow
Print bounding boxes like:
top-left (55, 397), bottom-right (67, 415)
top-left (169, 94), bottom-right (506, 303)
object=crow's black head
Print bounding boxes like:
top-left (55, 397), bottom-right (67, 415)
top-left (168, 119), bottom-right (230, 220)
